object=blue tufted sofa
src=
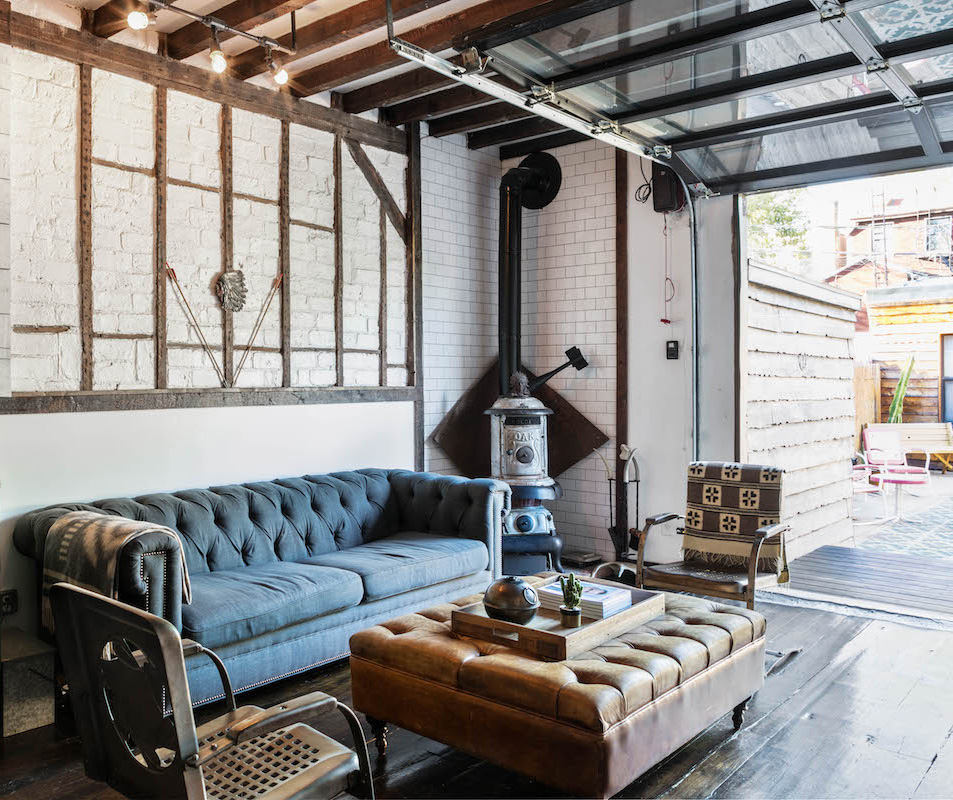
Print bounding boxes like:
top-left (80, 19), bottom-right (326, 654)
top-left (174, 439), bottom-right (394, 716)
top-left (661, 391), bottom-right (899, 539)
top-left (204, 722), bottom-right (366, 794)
top-left (14, 469), bottom-right (509, 705)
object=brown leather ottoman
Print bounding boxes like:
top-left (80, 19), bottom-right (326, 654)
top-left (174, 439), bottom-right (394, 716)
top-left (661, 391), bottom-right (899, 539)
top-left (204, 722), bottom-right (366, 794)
top-left (349, 575), bottom-right (766, 799)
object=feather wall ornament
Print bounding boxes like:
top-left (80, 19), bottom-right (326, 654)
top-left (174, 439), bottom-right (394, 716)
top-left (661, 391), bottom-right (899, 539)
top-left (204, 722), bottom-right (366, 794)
top-left (216, 268), bottom-right (247, 312)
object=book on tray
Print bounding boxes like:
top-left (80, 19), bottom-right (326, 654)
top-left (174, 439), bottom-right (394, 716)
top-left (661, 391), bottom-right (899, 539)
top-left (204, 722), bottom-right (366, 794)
top-left (536, 580), bottom-right (632, 619)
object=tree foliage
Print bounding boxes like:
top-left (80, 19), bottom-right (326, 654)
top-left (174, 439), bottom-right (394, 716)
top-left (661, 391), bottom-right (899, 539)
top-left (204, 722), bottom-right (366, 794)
top-left (746, 189), bottom-right (810, 273)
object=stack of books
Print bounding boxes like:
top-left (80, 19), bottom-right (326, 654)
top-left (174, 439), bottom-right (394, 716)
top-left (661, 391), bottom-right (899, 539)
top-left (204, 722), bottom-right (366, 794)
top-left (536, 579), bottom-right (632, 619)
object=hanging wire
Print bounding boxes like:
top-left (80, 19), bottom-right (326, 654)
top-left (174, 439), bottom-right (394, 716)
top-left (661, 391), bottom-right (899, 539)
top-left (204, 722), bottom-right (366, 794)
top-left (634, 158), bottom-right (652, 204)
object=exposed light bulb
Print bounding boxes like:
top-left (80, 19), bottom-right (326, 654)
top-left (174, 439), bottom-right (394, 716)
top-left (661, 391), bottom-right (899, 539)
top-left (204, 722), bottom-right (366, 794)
top-left (210, 49), bottom-right (228, 74)
top-left (272, 64), bottom-right (288, 85)
top-left (127, 9), bottom-right (150, 29)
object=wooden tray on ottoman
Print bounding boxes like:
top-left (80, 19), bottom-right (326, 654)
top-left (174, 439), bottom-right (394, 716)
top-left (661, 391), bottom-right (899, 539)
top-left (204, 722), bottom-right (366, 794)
top-left (451, 576), bottom-right (664, 661)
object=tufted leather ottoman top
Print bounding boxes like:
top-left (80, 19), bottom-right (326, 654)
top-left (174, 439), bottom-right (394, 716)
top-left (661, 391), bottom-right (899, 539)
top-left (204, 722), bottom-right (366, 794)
top-left (349, 575), bottom-right (766, 734)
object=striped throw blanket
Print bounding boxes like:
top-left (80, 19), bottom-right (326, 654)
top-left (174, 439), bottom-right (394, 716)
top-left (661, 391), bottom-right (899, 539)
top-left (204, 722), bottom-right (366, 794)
top-left (42, 510), bottom-right (192, 632)
top-left (682, 461), bottom-right (788, 579)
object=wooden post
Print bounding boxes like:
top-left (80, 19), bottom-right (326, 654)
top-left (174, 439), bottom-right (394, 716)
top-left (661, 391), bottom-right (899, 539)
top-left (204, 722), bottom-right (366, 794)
top-left (406, 121), bottom-right (424, 470)
top-left (379, 203), bottom-right (387, 387)
top-left (154, 86), bottom-right (168, 389)
top-left (279, 120), bottom-right (291, 387)
top-left (220, 104), bottom-right (234, 387)
top-left (614, 149), bottom-right (628, 547)
top-left (333, 132), bottom-right (344, 386)
top-left (78, 63), bottom-right (93, 391)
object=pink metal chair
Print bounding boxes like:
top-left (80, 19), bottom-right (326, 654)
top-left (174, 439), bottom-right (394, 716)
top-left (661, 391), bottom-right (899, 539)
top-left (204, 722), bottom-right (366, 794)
top-left (851, 461), bottom-right (887, 524)
top-left (861, 428), bottom-right (930, 523)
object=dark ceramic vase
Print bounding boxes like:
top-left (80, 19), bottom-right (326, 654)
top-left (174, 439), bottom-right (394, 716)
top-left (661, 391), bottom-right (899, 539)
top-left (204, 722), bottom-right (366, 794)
top-left (483, 576), bottom-right (540, 624)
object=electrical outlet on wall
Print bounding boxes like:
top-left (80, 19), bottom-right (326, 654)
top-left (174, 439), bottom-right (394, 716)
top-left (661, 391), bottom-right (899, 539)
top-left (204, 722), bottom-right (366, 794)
top-left (1, 589), bottom-right (18, 618)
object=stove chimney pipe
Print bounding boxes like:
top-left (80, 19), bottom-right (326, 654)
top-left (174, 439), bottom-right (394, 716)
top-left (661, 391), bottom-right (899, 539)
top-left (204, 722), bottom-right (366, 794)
top-left (498, 153), bottom-right (562, 396)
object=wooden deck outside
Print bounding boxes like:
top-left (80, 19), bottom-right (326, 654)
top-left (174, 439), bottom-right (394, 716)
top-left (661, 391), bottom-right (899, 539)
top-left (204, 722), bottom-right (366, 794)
top-left (4, 600), bottom-right (953, 799)
top-left (787, 544), bottom-right (953, 620)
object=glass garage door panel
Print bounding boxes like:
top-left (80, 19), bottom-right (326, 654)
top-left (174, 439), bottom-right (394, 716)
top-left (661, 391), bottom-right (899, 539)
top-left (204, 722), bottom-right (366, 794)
top-left (859, 1), bottom-right (953, 44)
top-left (897, 55), bottom-right (953, 86)
top-left (487, 0), bottom-right (791, 83)
top-left (679, 111), bottom-right (921, 182)
top-left (621, 73), bottom-right (890, 139)
top-left (930, 99), bottom-right (953, 142)
top-left (551, 22), bottom-right (849, 116)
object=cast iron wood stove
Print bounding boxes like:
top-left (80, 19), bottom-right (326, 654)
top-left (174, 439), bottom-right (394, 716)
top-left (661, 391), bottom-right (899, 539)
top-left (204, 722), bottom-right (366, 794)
top-left (489, 153), bottom-right (589, 575)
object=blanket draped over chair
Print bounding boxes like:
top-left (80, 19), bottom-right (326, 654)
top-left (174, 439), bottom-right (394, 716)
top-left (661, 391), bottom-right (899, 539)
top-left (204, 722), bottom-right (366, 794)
top-left (682, 461), bottom-right (788, 579)
top-left (42, 510), bottom-right (192, 632)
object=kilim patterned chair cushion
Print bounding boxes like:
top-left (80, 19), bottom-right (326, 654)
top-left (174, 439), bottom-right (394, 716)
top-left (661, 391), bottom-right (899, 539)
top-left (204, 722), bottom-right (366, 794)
top-left (682, 461), bottom-right (787, 579)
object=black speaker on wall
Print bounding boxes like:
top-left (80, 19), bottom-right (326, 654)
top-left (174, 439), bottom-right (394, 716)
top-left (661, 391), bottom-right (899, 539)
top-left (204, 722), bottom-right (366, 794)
top-left (652, 161), bottom-right (686, 213)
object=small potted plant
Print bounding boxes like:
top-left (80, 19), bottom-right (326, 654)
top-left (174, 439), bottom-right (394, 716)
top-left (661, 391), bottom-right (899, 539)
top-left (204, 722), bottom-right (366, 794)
top-left (559, 573), bottom-right (583, 628)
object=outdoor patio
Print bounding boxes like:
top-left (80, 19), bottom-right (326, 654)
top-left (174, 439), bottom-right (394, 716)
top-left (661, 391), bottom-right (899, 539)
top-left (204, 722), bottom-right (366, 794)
top-left (853, 472), bottom-right (953, 562)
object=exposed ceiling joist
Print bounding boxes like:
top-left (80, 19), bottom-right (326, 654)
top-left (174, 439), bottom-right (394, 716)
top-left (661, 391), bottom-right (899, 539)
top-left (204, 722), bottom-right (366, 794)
top-left (427, 102), bottom-right (533, 136)
top-left (341, 64), bottom-right (458, 114)
top-left (467, 117), bottom-right (563, 149)
top-left (499, 130), bottom-right (588, 159)
top-left (89, 0), bottom-right (132, 38)
top-left (291, 0), bottom-right (567, 96)
top-left (226, 0), bottom-right (448, 80)
top-left (384, 85), bottom-right (497, 125)
top-left (165, 0), bottom-right (311, 59)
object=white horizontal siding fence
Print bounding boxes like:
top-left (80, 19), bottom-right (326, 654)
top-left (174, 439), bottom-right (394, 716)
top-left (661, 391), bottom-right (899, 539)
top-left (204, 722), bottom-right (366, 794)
top-left (743, 261), bottom-right (861, 560)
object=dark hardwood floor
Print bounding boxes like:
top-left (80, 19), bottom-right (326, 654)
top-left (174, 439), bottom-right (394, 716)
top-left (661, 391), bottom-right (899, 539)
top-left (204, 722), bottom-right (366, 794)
top-left (3, 600), bottom-right (953, 799)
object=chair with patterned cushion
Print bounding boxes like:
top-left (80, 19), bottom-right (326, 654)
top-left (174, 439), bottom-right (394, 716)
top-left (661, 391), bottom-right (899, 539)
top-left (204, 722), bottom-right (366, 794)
top-left (634, 461), bottom-right (791, 610)
top-left (51, 582), bottom-right (374, 800)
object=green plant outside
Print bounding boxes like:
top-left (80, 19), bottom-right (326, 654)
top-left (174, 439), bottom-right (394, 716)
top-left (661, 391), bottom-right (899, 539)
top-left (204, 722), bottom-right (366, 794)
top-left (887, 355), bottom-right (915, 424)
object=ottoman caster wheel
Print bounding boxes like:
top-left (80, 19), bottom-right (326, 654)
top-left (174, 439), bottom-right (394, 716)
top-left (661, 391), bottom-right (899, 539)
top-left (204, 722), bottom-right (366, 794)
top-left (732, 698), bottom-right (750, 731)
top-left (368, 716), bottom-right (388, 757)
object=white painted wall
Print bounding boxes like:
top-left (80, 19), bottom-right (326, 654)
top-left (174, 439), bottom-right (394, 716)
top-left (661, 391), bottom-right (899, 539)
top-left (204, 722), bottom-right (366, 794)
top-left (0, 401), bottom-right (415, 630)
top-left (421, 132), bottom-right (499, 474)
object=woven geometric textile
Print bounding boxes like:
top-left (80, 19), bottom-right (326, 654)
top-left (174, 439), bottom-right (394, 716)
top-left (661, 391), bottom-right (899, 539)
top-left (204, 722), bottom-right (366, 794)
top-left (682, 461), bottom-right (787, 577)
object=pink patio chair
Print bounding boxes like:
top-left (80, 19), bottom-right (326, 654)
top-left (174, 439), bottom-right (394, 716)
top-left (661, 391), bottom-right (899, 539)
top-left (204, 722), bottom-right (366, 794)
top-left (861, 428), bottom-right (930, 522)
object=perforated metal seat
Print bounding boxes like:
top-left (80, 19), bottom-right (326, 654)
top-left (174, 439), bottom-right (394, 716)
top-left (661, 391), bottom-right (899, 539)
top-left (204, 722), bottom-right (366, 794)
top-left (51, 582), bottom-right (374, 800)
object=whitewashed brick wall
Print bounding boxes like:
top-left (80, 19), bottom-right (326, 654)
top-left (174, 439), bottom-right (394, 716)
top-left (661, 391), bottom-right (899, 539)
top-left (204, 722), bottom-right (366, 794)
top-left (10, 51), bottom-right (78, 392)
top-left (0, 44), bottom-right (10, 397)
top-left (421, 132), bottom-right (499, 474)
top-left (503, 140), bottom-right (618, 557)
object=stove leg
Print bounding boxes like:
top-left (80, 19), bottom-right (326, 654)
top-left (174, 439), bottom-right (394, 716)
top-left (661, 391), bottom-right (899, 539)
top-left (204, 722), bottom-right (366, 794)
top-left (549, 534), bottom-right (564, 573)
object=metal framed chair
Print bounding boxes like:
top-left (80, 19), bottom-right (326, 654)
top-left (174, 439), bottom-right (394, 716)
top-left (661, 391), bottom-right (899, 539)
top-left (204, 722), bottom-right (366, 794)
top-left (51, 582), bottom-right (374, 800)
top-left (633, 461), bottom-right (791, 611)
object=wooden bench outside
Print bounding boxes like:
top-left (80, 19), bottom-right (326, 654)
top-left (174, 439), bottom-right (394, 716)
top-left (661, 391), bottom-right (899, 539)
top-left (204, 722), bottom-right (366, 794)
top-left (865, 422), bottom-right (953, 472)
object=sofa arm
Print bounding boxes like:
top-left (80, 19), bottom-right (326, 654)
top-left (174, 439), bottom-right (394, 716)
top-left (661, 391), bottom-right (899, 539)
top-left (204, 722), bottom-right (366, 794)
top-left (15, 506), bottom-right (187, 634)
top-left (387, 471), bottom-right (511, 578)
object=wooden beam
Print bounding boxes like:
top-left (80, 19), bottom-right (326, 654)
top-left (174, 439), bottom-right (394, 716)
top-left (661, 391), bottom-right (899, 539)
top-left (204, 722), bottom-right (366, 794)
top-left (499, 130), bottom-right (588, 159)
top-left (384, 85), bottom-right (496, 126)
top-left (378, 203), bottom-right (387, 388)
top-left (468, 117), bottom-right (563, 149)
top-left (154, 86), bottom-right (168, 389)
top-left (8, 7), bottom-right (406, 154)
top-left (406, 122), bottom-right (424, 470)
top-left (0, 386), bottom-right (420, 415)
top-left (341, 65), bottom-right (458, 115)
top-left (279, 120), bottom-right (291, 388)
top-left (89, 0), bottom-right (133, 39)
top-left (427, 102), bottom-right (532, 137)
top-left (344, 139), bottom-right (407, 243)
top-left (220, 105), bottom-right (234, 388)
top-left (230, 0), bottom-right (449, 80)
top-left (292, 0), bottom-right (557, 96)
top-left (167, 0), bottom-right (312, 60)
top-left (333, 133), bottom-right (344, 386)
top-left (78, 63), bottom-right (93, 392)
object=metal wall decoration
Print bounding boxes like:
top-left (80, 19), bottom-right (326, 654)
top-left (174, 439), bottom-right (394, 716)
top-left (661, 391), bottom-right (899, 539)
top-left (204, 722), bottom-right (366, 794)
top-left (216, 268), bottom-right (247, 312)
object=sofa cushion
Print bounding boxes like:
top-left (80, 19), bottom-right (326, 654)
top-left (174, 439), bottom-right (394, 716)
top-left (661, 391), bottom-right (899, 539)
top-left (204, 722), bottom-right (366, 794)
top-left (305, 532), bottom-right (489, 602)
top-left (182, 563), bottom-right (364, 649)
